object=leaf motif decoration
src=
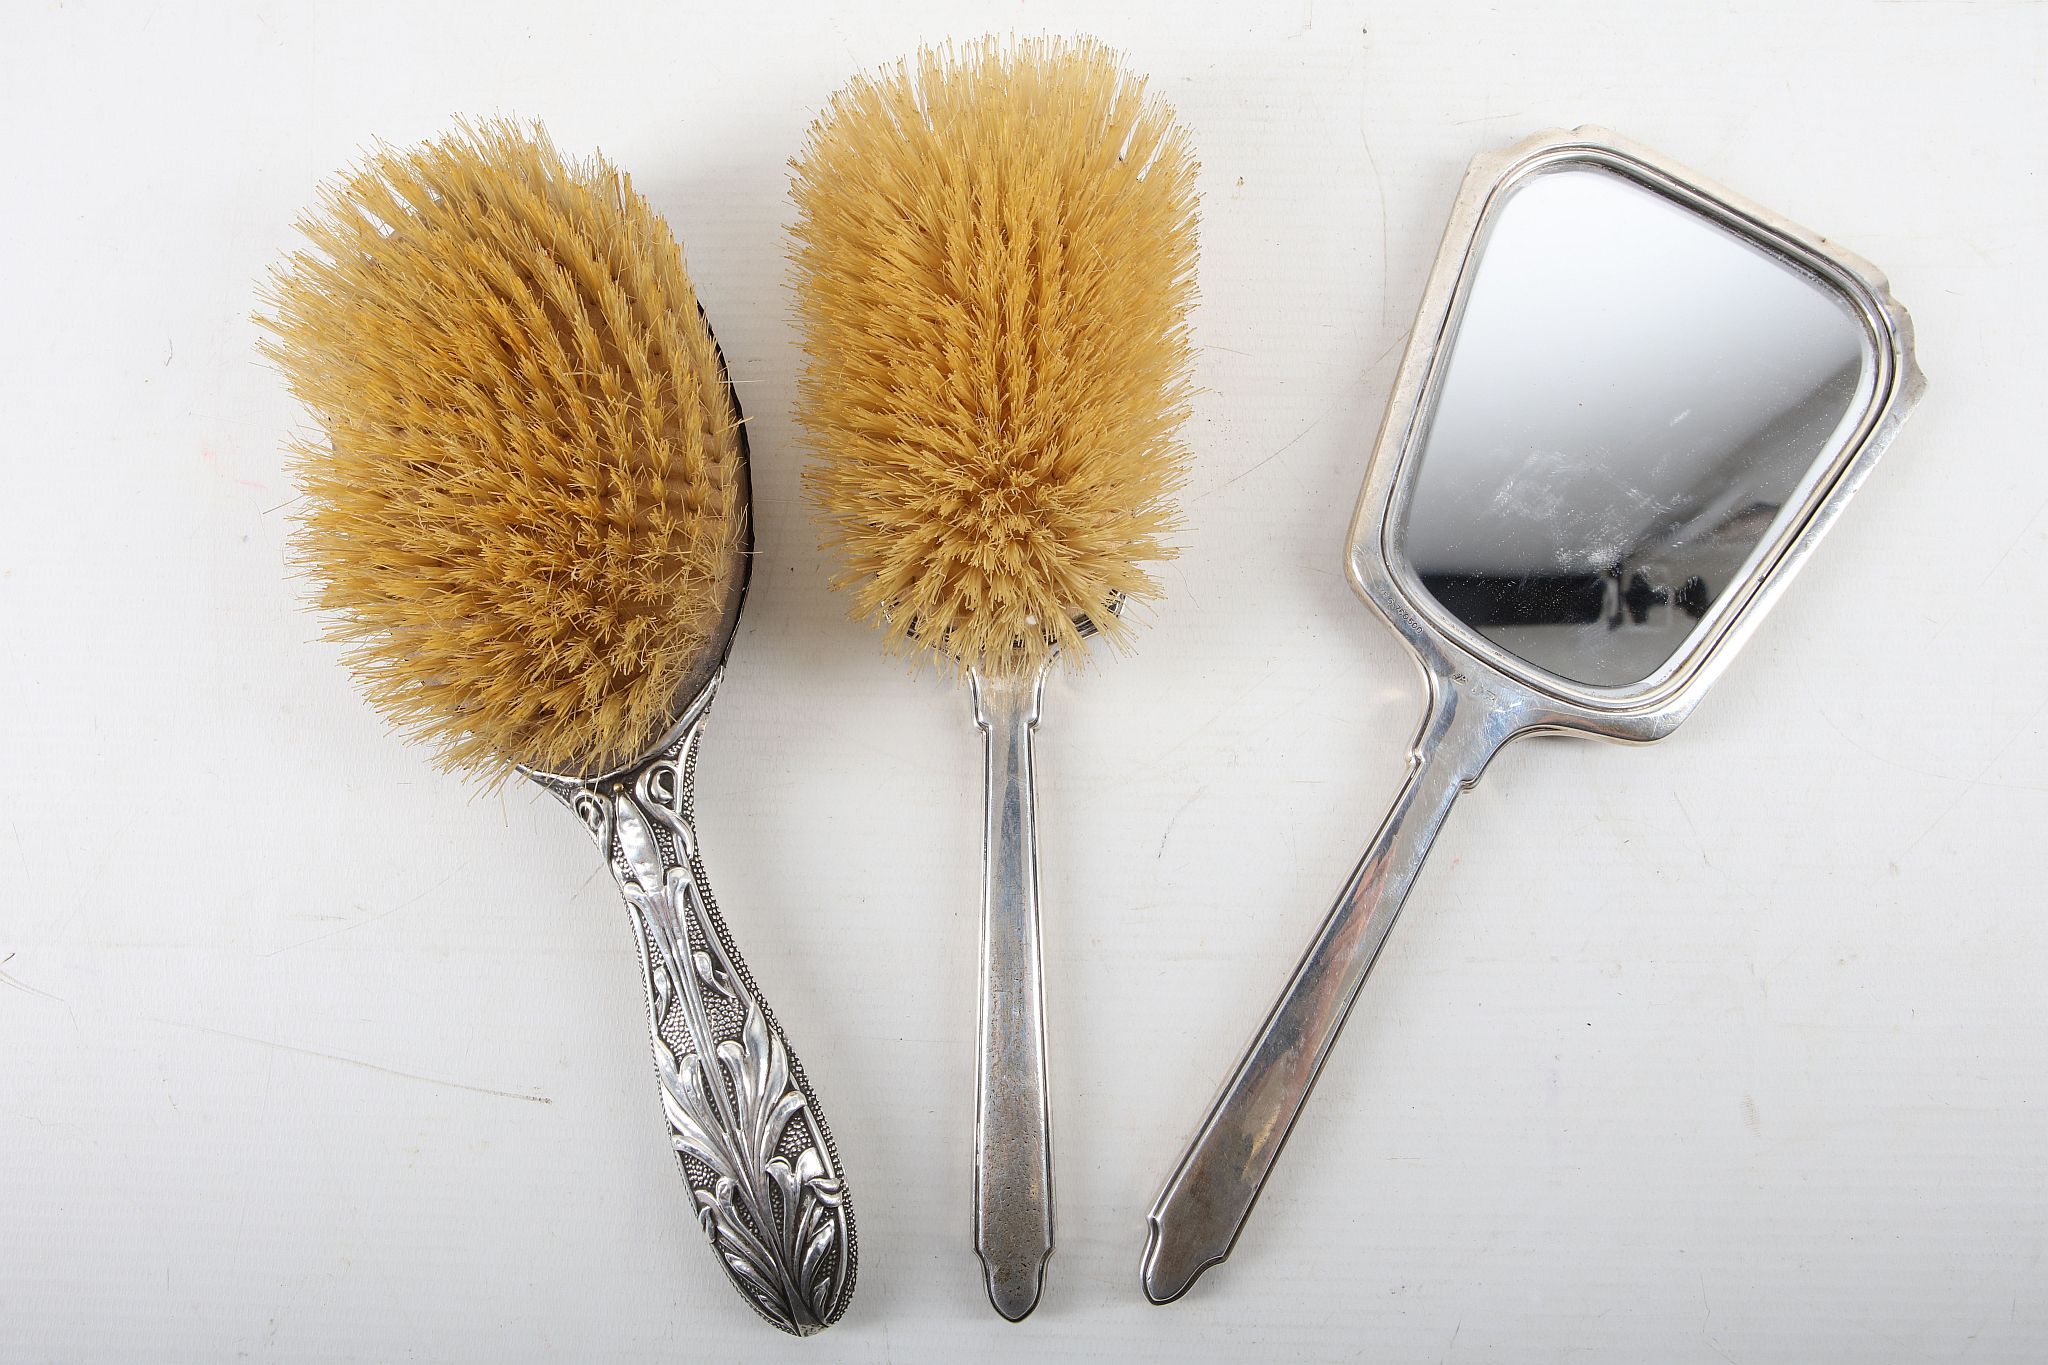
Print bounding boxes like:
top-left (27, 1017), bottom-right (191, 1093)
top-left (693, 949), bottom-right (736, 1000)
top-left (640, 906), bottom-right (848, 1332)
top-left (553, 703), bottom-right (853, 1335)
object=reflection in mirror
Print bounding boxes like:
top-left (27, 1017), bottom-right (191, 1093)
top-left (1396, 164), bottom-right (1877, 688)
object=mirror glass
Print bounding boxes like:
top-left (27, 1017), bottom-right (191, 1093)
top-left (1395, 163), bottom-right (1878, 689)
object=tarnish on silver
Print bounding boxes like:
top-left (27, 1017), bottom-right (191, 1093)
top-left (530, 671), bottom-right (856, 1335)
top-left (1140, 126), bottom-right (1925, 1306)
top-left (1138, 665), bottom-right (1516, 1306)
top-left (969, 661), bottom-right (1053, 1323)
top-left (967, 603), bottom-right (1116, 1323)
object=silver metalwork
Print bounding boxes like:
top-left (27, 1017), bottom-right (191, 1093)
top-left (530, 674), bottom-right (856, 1335)
top-left (521, 324), bottom-right (855, 1335)
top-left (969, 661), bottom-right (1054, 1323)
top-left (1141, 127), bottom-right (1924, 1305)
top-left (967, 603), bottom-right (1116, 1322)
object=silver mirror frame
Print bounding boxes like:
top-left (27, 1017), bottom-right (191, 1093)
top-left (1140, 126), bottom-right (1923, 1308)
top-left (1352, 125), bottom-right (1926, 742)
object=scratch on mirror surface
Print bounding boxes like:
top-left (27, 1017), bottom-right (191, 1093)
top-left (159, 1018), bottom-right (552, 1105)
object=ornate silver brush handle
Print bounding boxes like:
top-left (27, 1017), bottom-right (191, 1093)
top-left (530, 672), bottom-right (857, 1336)
top-left (968, 663), bottom-right (1056, 1322)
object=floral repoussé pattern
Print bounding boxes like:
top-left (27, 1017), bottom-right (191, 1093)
top-left (532, 684), bottom-right (855, 1334)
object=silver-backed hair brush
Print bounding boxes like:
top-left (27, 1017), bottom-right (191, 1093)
top-left (259, 119), bottom-right (856, 1335)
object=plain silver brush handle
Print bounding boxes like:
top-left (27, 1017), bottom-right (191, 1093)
top-left (970, 664), bottom-right (1056, 1322)
top-left (530, 672), bottom-right (858, 1336)
top-left (1141, 680), bottom-right (1503, 1304)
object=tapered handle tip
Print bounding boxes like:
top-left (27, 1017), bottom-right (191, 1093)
top-left (1140, 1213), bottom-right (1225, 1306)
top-left (980, 1250), bottom-right (1049, 1322)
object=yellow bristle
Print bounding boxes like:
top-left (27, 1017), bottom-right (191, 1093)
top-left (790, 36), bottom-right (1199, 680)
top-left (259, 120), bottom-right (745, 779)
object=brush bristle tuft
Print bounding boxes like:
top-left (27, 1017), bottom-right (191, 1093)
top-left (260, 120), bottom-right (744, 779)
top-left (791, 37), bottom-right (1199, 679)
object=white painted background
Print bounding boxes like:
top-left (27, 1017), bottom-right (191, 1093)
top-left (3, 2), bottom-right (2042, 1360)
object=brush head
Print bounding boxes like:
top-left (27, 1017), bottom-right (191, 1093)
top-left (791, 36), bottom-right (1199, 681)
top-left (261, 120), bottom-right (747, 780)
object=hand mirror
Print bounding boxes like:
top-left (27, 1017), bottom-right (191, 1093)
top-left (1142, 127), bottom-right (1924, 1303)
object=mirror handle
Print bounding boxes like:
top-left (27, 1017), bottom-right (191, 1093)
top-left (1141, 677), bottom-right (1503, 1304)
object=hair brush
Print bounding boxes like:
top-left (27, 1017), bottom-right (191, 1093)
top-left (791, 39), bottom-right (1198, 1320)
top-left (259, 120), bottom-right (856, 1335)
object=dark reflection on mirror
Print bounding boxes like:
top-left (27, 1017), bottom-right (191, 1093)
top-left (1396, 163), bottom-right (1876, 688)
